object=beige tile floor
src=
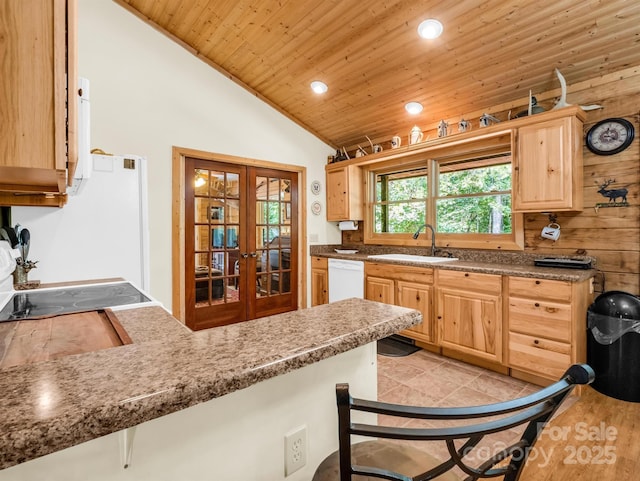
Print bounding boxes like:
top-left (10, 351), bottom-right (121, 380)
top-left (375, 348), bottom-right (543, 478)
top-left (377, 348), bottom-right (539, 407)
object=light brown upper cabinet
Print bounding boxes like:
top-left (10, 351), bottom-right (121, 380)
top-left (513, 107), bottom-right (586, 212)
top-left (0, 0), bottom-right (77, 207)
top-left (325, 164), bottom-right (363, 221)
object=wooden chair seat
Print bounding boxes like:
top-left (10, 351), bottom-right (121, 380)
top-left (313, 440), bottom-right (460, 481)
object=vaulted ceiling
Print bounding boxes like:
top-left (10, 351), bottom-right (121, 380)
top-left (115, 0), bottom-right (640, 152)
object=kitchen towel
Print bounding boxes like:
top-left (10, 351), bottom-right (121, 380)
top-left (338, 221), bottom-right (358, 231)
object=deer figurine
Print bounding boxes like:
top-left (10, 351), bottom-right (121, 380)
top-left (597, 179), bottom-right (628, 203)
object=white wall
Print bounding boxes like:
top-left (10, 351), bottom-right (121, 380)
top-left (71, 0), bottom-right (340, 308)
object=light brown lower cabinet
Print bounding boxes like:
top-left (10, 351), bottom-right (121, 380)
top-left (436, 270), bottom-right (503, 363)
top-left (506, 276), bottom-right (592, 384)
top-left (365, 263), bottom-right (435, 345)
top-left (322, 256), bottom-right (594, 386)
top-left (310, 256), bottom-right (328, 306)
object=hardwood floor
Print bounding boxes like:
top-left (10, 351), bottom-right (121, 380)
top-left (520, 387), bottom-right (640, 480)
top-left (377, 348), bottom-right (640, 480)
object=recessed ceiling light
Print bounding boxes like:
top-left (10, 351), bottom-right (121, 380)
top-left (405, 102), bottom-right (424, 115)
top-left (310, 81), bottom-right (328, 94)
top-left (417, 19), bottom-right (443, 39)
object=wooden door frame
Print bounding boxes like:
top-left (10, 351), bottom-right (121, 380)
top-left (172, 146), bottom-right (307, 325)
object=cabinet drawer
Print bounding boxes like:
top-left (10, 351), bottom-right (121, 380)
top-left (366, 262), bottom-right (434, 284)
top-left (437, 270), bottom-right (501, 293)
top-left (508, 298), bottom-right (571, 342)
top-left (509, 331), bottom-right (571, 380)
top-left (508, 277), bottom-right (572, 302)
top-left (311, 256), bottom-right (328, 269)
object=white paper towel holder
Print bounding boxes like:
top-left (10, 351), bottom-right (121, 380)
top-left (338, 221), bottom-right (359, 231)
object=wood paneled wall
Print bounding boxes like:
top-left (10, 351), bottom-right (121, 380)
top-left (521, 71), bottom-right (639, 294)
top-left (342, 68), bottom-right (640, 294)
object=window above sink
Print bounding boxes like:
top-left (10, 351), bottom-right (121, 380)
top-left (363, 130), bottom-right (524, 251)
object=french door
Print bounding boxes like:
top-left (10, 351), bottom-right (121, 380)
top-left (184, 157), bottom-right (298, 330)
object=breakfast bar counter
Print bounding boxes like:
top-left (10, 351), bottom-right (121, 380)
top-left (0, 298), bottom-right (420, 480)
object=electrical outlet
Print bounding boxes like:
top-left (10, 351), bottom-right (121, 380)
top-left (284, 425), bottom-right (307, 476)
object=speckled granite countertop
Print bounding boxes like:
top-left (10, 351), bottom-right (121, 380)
top-left (0, 299), bottom-right (420, 470)
top-left (311, 246), bottom-right (596, 282)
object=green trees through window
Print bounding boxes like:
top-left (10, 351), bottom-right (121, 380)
top-left (373, 155), bottom-right (512, 235)
top-left (375, 168), bottom-right (427, 233)
top-left (438, 162), bottom-right (512, 234)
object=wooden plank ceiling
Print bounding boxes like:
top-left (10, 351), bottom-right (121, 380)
top-left (116, 0), bottom-right (640, 151)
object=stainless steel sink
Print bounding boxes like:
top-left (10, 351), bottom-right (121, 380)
top-left (367, 254), bottom-right (458, 263)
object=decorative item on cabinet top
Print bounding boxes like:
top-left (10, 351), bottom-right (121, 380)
top-left (437, 120), bottom-right (449, 138)
top-left (330, 148), bottom-right (349, 163)
top-left (457, 119), bottom-right (471, 133)
top-left (479, 113), bottom-right (500, 127)
top-left (409, 125), bottom-right (424, 144)
top-left (512, 91), bottom-right (545, 119)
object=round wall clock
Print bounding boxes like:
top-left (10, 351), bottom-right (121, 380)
top-left (586, 118), bottom-right (635, 155)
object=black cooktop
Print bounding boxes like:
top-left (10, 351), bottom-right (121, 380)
top-left (0, 282), bottom-right (151, 322)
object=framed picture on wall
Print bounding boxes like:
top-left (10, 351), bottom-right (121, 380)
top-left (210, 206), bottom-right (223, 220)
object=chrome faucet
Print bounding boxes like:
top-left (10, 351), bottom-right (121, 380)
top-left (412, 224), bottom-right (438, 256)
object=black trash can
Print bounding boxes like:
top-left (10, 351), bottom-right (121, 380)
top-left (587, 291), bottom-right (640, 402)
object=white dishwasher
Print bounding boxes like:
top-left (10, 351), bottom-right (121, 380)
top-left (328, 258), bottom-right (364, 303)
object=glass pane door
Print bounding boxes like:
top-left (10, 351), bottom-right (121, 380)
top-left (188, 160), bottom-right (246, 329)
top-left (255, 176), bottom-right (291, 297)
top-left (183, 159), bottom-right (297, 329)
top-left (249, 167), bottom-right (297, 319)
top-left (194, 168), bottom-right (240, 305)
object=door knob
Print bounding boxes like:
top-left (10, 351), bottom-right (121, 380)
top-left (241, 253), bottom-right (249, 258)
top-left (249, 252), bottom-right (257, 258)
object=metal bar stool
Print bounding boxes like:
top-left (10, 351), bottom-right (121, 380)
top-left (313, 364), bottom-right (594, 481)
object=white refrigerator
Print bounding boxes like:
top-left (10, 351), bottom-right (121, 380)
top-left (11, 154), bottom-right (150, 291)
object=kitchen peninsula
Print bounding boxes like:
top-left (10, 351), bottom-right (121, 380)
top-left (0, 299), bottom-right (420, 480)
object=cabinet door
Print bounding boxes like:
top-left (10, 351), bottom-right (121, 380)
top-left (326, 168), bottom-right (348, 220)
top-left (0, 0), bottom-right (77, 205)
top-left (397, 280), bottom-right (434, 343)
top-left (437, 287), bottom-right (502, 362)
top-left (514, 116), bottom-right (582, 211)
top-left (311, 257), bottom-right (328, 306)
top-left (326, 165), bottom-right (363, 221)
top-left (365, 276), bottom-right (395, 305)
